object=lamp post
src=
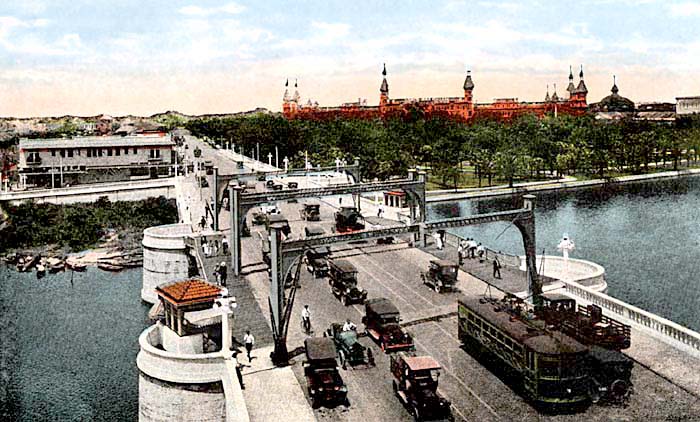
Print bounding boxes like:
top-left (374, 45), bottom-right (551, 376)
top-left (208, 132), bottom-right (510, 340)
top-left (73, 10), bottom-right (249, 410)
top-left (557, 234), bottom-right (575, 280)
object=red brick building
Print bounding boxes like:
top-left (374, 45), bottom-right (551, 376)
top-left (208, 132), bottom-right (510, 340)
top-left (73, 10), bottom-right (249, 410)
top-left (283, 65), bottom-right (589, 121)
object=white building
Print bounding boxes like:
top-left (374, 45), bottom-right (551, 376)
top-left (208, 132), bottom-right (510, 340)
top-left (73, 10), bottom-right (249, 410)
top-left (18, 134), bottom-right (175, 188)
top-left (676, 96), bottom-right (700, 115)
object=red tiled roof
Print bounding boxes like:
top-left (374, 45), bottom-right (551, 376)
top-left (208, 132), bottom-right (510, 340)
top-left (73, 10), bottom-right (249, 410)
top-left (156, 278), bottom-right (221, 306)
top-left (404, 356), bottom-right (441, 371)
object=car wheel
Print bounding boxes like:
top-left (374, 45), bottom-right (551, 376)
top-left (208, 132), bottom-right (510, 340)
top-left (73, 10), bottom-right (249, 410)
top-left (413, 405), bottom-right (421, 421)
top-left (380, 340), bottom-right (386, 352)
top-left (342, 295), bottom-right (349, 306)
top-left (392, 380), bottom-right (398, 394)
top-left (344, 398), bottom-right (351, 407)
top-left (435, 284), bottom-right (441, 294)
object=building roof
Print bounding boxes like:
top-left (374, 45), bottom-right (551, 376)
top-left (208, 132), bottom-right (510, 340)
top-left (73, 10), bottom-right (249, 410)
top-left (676, 96), bottom-right (700, 100)
top-left (404, 355), bottom-right (441, 371)
top-left (19, 135), bottom-right (174, 150)
top-left (156, 278), bottom-right (222, 306)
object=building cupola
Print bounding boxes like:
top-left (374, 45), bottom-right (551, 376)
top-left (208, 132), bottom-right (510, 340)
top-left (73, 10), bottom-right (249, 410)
top-left (574, 65), bottom-right (588, 94)
top-left (463, 69), bottom-right (474, 91)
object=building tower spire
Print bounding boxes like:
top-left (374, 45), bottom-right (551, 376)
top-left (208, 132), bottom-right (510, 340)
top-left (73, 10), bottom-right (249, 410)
top-left (611, 75), bottom-right (619, 94)
top-left (292, 78), bottom-right (300, 103)
top-left (574, 64), bottom-right (588, 96)
top-left (566, 65), bottom-right (576, 98)
top-left (380, 63), bottom-right (389, 107)
top-left (545, 84), bottom-right (551, 102)
top-left (551, 83), bottom-right (559, 102)
top-left (283, 78), bottom-right (290, 102)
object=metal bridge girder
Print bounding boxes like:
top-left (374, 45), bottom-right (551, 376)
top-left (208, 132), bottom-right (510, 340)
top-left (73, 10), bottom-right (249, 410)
top-left (240, 179), bottom-right (425, 207)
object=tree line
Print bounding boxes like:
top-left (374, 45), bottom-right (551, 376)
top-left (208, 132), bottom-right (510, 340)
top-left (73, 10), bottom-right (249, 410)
top-left (186, 111), bottom-right (700, 187)
top-left (0, 196), bottom-right (178, 252)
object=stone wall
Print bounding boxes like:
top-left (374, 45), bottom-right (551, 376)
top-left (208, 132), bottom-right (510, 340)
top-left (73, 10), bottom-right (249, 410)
top-left (142, 224), bottom-right (192, 303)
top-left (139, 373), bottom-right (225, 422)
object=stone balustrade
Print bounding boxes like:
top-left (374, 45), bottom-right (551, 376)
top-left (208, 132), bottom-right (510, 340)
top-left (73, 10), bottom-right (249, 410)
top-left (563, 279), bottom-right (700, 354)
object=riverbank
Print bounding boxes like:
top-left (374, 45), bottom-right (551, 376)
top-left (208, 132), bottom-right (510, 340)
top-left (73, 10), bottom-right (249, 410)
top-left (427, 168), bottom-right (700, 202)
top-left (0, 196), bottom-right (176, 273)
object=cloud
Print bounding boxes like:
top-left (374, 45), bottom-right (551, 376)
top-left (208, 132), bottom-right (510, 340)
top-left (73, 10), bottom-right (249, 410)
top-left (178, 2), bottom-right (246, 16)
top-left (668, 2), bottom-right (700, 17)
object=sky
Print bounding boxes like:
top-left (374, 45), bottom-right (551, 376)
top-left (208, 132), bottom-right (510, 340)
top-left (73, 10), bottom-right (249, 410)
top-left (2, 0), bottom-right (700, 117)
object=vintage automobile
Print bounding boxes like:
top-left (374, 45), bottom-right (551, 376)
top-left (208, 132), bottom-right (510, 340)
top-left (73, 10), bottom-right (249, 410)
top-left (300, 202), bottom-right (321, 221)
top-left (334, 206), bottom-right (365, 233)
top-left (328, 259), bottom-right (367, 306)
top-left (362, 298), bottom-right (414, 352)
top-left (390, 352), bottom-right (452, 421)
top-left (252, 204), bottom-right (280, 225)
top-left (304, 225), bottom-right (325, 237)
top-left (264, 214), bottom-right (291, 236)
top-left (288, 181), bottom-right (299, 189)
top-left (325, 323), bottom-right (375, 369)
top-left (304, 337), bottom-right (349, 408)
top-left (265, 179), bottom-right (275, 187)
top-left (305, 245), bottom-right (331, 278)
top-left (271, 183), bottom-right (283, 191)
top-left (420, 259), bottom-right (458, 293)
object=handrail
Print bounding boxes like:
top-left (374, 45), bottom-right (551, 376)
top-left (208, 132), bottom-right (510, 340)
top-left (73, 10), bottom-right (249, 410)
top-left (562, 279), bottom-right (700, 355)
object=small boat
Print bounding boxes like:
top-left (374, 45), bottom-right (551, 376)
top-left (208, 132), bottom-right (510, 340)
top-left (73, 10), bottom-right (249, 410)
top-left (17, 256), bottom-right (38, 272)
top-left (46, 257), bottom-right (65, 273)
top-left (98, 262), bottom-right (124, 272)
top-left (66, 261), bottom-right (87, 272)
top-left (3, 253), bottom-right (19, 265)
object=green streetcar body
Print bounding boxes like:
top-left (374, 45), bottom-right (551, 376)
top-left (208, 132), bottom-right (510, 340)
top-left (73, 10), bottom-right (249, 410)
top-left (458, 297), bottom-right (591, 408)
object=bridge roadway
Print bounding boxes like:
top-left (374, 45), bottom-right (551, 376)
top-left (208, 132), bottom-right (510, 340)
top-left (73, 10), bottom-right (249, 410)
top-left (237, 198), bottom-right (700, 422)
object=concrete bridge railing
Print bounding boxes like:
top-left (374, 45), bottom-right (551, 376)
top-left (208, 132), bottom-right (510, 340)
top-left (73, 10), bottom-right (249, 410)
top-left (443, 232), bottom-right (521, 267)
top-left (137, 323), bottom-right (228, 384)
top-left (563, 279), bottom-right (700, 355)
top-left (137, 323), bottom-right (250, 422)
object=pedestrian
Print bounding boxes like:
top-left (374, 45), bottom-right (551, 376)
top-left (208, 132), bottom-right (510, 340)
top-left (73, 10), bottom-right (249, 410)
top-left (243, 330), bottom-right (255, 362)
top-left (301, 304), bottom-right (312, 333)
top-left (213, 263), bottom-right (221, 284)
top-left (203, 241), bottom-right (210, 258)
top-left (200, 216), bottom-right (207, 230)
top-left (219, 261), bottom-right (227, 286)
top-left (457, 241), bottom-right (464, 266)
top-left (222, 237), bottom-right (229, 255)
top-left (438, 230), bottom-right (446, 249)
top-left (231, 349), bottom-right (246, 389)
top-left (469, 238), bottom-right (477, 258)
top-left (339, 197), bottom-right (343, 205)
top-left (477, 243), bottom-right (485, 262)
top-left (212, 240), bottom-right (219, 256)
top-left (493, 256), bottom-right (502, 279)
top-left (377, 204), bottom-right (384, 218)
top-left (432, 232), bottom-right (442, 250)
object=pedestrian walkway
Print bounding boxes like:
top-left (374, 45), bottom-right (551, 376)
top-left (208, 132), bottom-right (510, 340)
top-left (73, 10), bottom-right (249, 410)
top-left (238, 345), bottom-right (315, 422)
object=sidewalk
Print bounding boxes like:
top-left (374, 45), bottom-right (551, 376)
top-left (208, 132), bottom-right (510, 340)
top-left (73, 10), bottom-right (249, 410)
top-left (238, 345), bottom-right (315, 422)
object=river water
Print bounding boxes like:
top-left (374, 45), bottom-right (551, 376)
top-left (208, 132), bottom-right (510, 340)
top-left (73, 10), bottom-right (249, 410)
top-left (429, 176), bottom-right (700, 332)
top-left (0, 266), bottom-right (148, 421)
